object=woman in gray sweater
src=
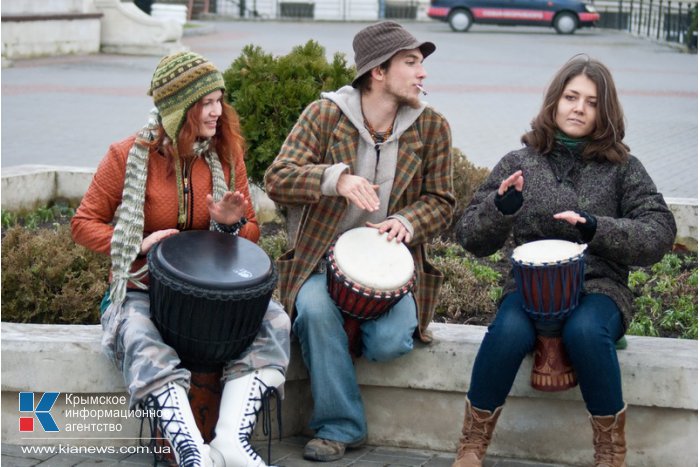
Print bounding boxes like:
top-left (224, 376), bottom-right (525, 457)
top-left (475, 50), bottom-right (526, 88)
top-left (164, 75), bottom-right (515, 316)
top-left (452, 56), bottom-right (676, 467)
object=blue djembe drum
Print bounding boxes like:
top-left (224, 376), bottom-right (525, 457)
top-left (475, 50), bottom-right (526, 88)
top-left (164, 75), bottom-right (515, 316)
top-left (511, 239), bottom-right (587, 391)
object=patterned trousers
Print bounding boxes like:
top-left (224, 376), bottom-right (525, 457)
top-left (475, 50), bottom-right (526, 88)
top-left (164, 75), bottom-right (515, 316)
top-left (101, 290), bottom-right (291, 408)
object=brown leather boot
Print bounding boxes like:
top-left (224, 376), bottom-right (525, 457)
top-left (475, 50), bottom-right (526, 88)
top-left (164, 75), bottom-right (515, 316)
top-left (452, 399), bottom-right (503, 467)
top-left (589, 404), bottom-right (627, 467)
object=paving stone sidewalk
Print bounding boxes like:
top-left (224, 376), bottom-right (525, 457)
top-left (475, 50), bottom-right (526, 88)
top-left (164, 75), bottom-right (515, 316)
top-left (2, 437), bottom-right (573, 466)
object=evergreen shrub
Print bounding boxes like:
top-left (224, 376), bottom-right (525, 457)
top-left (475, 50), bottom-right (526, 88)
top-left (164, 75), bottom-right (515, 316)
top-left (223, 40), bottom-right (355, 186)
top-left (446, 148), bottom-right (490, 239)
top-left (1, 225), bottom-right (108, 324)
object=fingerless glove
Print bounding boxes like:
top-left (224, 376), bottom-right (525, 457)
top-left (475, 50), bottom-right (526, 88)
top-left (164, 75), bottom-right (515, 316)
top-left (494, 186), bottom-right (523, 215)
top-left (575, 210), bottom-right (597, 243)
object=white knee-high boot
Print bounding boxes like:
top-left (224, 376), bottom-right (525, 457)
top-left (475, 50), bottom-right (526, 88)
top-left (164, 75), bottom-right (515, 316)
top-left (209, 368), bottom-right (285, 467)
top-left (143, 381), bottom-right (212, 467)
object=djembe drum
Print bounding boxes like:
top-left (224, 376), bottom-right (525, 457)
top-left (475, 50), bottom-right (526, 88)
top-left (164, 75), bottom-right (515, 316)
top-left (148, 230), bottom-right (277, 371)
top-left (148, 230), bottom-right (277, 442)
top-left (326, 227), bottom-right (416, 357)
top-left (510, 239), bottom-right (587, 391)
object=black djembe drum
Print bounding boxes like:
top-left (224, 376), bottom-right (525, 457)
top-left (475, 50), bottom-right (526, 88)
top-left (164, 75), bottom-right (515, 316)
top-left (148, 230), bottom-right (277, 372)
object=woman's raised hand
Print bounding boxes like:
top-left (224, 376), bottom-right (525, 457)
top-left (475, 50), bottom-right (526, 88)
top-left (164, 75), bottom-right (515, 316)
top-left (206, 191), bottom-right (249, 226)
top-left (498, 170), bottom-right (524, 195)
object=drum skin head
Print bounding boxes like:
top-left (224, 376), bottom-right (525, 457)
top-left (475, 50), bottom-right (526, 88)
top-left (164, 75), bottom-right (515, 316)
top-left (333, 227), bottom-right (414, 291)
top-left (511, 239), bottom-right (587, 266)
top-left (150, 230), bottom-right (272, 290)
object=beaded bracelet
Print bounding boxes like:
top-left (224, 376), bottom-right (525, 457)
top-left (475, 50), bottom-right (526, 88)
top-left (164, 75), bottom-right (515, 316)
top-left (214, 217), bottom-right (247, 236)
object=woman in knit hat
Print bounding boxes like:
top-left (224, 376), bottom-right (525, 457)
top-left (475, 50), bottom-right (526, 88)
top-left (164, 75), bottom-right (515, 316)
top-left (72, 51), bottom-right (290, 467)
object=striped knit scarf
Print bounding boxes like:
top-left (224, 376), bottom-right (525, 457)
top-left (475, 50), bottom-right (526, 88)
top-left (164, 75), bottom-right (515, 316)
top-left (109, 108), bottom-right (233, 306)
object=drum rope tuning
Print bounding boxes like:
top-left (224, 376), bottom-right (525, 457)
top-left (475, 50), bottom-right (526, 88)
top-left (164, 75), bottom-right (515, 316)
top-left (326, 227), bottom-right (416, 320)
top-left (325, 227), bottom-right (417, 357)
top-left (510, 239), bottom-right (587, 392)
top-left (149, 264), bottom-right (279, 302)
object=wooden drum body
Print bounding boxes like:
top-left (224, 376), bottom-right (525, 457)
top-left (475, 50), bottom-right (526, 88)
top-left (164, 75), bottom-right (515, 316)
top-left (148, 230), bottom-right (277, 372)
top-left (510, 239), bottom-right (587, 392)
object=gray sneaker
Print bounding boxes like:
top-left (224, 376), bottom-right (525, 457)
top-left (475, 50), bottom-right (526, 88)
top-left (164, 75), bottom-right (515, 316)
top-left (303, 437), bottom-right (366, 462)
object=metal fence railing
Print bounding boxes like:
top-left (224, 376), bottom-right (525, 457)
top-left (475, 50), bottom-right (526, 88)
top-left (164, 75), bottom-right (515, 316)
top-left (593, 0), bottom-right (697, 47)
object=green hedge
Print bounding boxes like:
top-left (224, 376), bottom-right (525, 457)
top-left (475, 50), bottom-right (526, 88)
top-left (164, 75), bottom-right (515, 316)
top-left (224, 40), bottom-right (355, 186)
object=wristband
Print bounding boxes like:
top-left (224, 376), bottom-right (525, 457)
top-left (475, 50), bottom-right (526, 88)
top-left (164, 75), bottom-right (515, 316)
top-left (214, 217), bottom-right (247, 236)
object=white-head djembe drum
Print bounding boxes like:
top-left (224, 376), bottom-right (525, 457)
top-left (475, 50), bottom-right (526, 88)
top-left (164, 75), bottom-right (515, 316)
top-left (326, 227), bottom-right (416, 356)
top-left (511, 239), bottom-right (587, 391)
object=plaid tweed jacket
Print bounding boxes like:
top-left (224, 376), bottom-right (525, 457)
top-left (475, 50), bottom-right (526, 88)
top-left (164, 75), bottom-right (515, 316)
top-left (264, 98), bottom-right (455, 343)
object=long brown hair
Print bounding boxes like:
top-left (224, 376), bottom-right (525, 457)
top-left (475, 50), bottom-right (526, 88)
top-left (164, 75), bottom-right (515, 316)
top-left (151, 97), bottom-right (246, 170)
top-left (521, 55), bottom-right (629, 163)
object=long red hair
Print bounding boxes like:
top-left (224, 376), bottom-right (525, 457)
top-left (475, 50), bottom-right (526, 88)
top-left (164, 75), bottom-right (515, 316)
top-left (150, 97), bottom-right (246, 172)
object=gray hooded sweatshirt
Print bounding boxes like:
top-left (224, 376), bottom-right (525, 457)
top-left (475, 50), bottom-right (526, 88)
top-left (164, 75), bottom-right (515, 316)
top-left (319, 85), bottom-right (426, 237)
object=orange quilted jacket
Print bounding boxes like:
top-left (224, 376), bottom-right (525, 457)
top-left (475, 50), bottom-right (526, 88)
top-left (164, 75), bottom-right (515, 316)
top-left (71, 135), bottom-right (260, 288)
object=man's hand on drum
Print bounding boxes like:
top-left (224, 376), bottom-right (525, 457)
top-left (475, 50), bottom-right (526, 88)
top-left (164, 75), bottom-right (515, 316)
top-left (366, 219), bottom-right (411, 244)
top-left (206, 191), bottom-right (249, 225)
top-left (337, 173), bottom-right (380, 212)
top-left (553, 210), bottom-right (587, 225)
top-left (140, 229), bottom-right (179, 256)
top-left (498, 170), bottom-right (524, 195)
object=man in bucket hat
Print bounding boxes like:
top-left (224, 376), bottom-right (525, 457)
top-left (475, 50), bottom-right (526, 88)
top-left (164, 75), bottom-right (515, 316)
top-left (265, 21), bottom-right (455, 461)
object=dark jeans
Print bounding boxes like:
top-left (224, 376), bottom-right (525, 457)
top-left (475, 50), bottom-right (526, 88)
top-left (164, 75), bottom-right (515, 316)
top-left (467, 292), bottom-right (625, 416)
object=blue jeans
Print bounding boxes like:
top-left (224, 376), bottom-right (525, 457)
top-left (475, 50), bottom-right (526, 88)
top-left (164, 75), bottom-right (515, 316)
top-left (468, 292), bottom-right (625, 416)
top-left (292, 273), bottom-right (418, 443)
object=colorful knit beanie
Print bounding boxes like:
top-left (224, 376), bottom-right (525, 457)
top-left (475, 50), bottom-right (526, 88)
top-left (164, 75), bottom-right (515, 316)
top-left (148, 50), bottom-right (225, 143)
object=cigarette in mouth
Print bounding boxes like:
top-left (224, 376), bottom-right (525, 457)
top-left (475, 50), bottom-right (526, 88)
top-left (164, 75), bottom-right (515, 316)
top-left (415, 84), bottom-right (427, 96)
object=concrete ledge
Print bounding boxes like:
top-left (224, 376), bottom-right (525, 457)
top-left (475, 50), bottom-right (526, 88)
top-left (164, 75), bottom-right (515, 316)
top-left (1, 16), bottom-right (101, 59)
top-left (0, 0), bottom-right (102, 59)
top-left (1, 322), bottom-right (696, 466)
top-left (1, 165), bottom-right (96, 211)
top-left (0, 322), bottom-right (311, 446)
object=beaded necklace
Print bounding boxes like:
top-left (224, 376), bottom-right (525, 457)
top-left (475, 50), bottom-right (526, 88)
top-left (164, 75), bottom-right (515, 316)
top-left (363, 115), bottom-right (394, 144)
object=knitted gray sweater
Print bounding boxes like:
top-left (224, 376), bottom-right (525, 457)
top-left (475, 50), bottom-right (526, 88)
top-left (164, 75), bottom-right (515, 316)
top-left (455, 144), bottom-right (677, 328)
